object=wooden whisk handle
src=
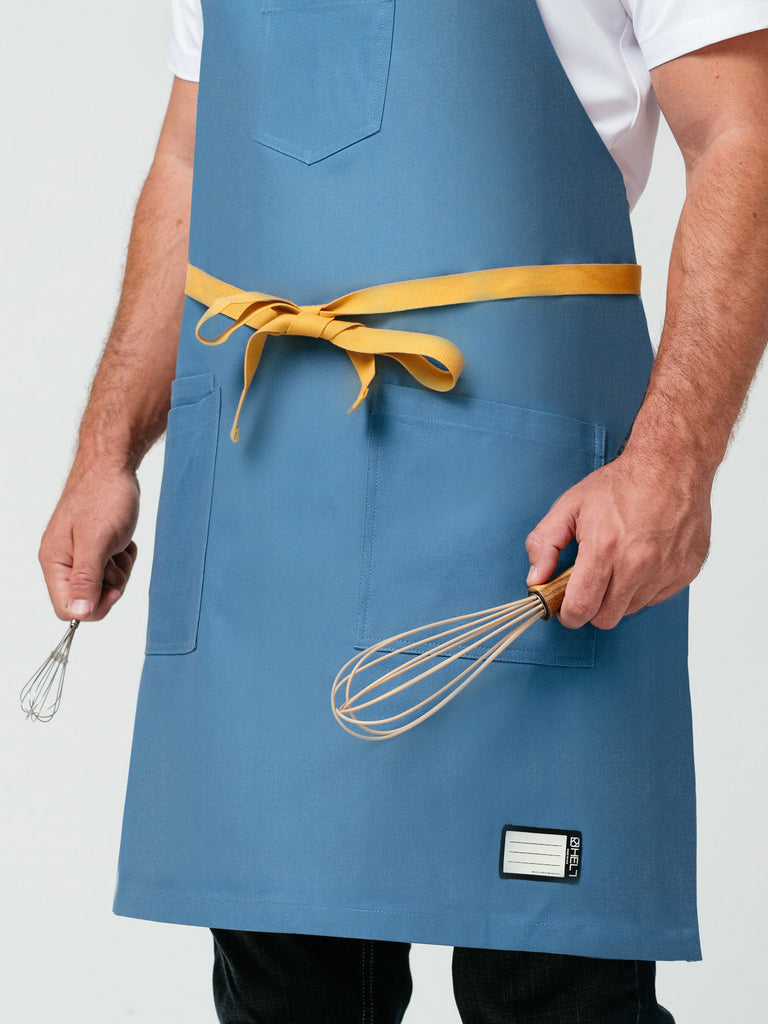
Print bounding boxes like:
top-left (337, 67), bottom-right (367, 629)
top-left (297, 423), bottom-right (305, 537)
top-left (528, 566), bottom-right (573, 620)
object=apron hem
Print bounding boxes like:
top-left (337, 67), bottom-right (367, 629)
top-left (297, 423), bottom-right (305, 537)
top-left (112, 886), bottom-right (702, 962)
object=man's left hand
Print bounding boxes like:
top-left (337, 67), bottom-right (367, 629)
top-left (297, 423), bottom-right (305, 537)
top-left (525, 450), bottom-right (712, 630)
top-left (527, 28), bottom-right (768, 631)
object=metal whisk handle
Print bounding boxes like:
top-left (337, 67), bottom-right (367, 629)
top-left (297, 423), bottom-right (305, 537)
top-left (528, 566), bottom-right (573, 620)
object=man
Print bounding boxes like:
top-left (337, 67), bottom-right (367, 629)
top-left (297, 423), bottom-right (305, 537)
top-left (39, 1), bottom-right (768, 1021)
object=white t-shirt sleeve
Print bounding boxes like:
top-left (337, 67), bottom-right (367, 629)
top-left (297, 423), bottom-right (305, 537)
top-left (166, 0), bottom-right (768, 80)
top-left (167, 1), bottom-right (768, 83)
top-left (168, 0), bottom-right (203, 82)
top-left (625, 0), bottom-right (768, 68)
top-left (166, 0), bottom-right (768, 207)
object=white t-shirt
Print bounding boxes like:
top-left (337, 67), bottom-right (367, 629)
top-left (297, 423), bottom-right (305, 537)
top-left (167, 0), bottom-right (768, 208)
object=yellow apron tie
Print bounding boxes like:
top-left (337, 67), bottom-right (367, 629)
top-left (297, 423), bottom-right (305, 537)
top-left (186, 262), bottom-right (642, 442)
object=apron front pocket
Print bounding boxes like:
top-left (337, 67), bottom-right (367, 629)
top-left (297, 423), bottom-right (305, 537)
top-left (252, 0), bottom-right (395, 163)
top-left (356, 383), bottom-right (606, 669)
top-left (145, 374), bottom-right (221, 656)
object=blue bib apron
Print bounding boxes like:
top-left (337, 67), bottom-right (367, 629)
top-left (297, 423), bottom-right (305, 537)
top-left (113, 0), bottom-right (701, 961)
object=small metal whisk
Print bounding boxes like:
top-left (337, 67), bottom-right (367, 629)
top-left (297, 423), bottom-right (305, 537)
top-left (20, 619), bottom-right (80, 722)
top-left (332, 567), bottom-right (572, 740)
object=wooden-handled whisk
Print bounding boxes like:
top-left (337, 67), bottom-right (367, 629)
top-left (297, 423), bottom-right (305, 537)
top-left (332, 567), bottom-right (572, 740)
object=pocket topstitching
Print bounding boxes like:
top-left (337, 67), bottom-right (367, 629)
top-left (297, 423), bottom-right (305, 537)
top-left (252, 0), bottom-right (395, 163)
top-left (145, 373), bottom-right (221, 656)
top-left (356, 383), bottom-right (606, 669)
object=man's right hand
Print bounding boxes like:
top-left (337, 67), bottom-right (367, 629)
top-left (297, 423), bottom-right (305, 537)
top-left (36, 78), bottom-right (198, 624)
top-left (39, 461), bottom-right (140, 622)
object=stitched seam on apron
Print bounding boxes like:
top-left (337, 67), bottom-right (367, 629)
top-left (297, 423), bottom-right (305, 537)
top-left (117, 885), bottom-right (689, 935)
top-left (386, 412), bottom-right (604, 455)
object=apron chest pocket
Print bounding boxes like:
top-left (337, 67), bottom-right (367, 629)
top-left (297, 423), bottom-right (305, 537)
top-left (356, 383), bottom-right (606, 669)
top-left (252, 0), bottom-right (395, 163)
top-left (145, 374), bottom-right (221, 656)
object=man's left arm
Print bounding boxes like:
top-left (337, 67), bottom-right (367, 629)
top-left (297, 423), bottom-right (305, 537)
top-left (526, 29), bottom-right (768, 629)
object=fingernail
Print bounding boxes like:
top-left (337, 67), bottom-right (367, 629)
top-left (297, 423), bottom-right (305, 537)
top-left (526, 565), bottom-right (538, 585)
top-left (68, 599), bottom-right (93, 616)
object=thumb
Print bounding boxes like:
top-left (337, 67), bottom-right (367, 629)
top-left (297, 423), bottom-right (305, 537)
top-left (66, 540), bottom-right (110, 619)
top-left (525, 494), bottom-right (579, 586)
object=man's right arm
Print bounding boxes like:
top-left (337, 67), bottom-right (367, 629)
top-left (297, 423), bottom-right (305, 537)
top-left (39, 77), bottom-right (198, 622)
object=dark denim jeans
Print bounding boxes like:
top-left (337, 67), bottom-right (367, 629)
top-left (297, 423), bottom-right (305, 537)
top-left (211, 929), bottom-right (675, 1023)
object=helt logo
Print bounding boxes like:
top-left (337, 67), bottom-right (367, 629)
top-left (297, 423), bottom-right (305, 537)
top-left (566, 835), bottom-right (581, 879)
top-left (499, 827), bottom-right (582, 884)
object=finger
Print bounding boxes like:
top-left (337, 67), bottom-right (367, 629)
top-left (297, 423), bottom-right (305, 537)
top-left (89, 545), bottom-right (139, 620)
top-left (525, 501), bottom-right (578, 586)
top-left (121, 540), bottom-right (138, 563)
top-left (39, 539), bottom-right (77, 622)
top-left (636, 581), bottom-right (688, 611)
top-left (66, 527), bottom-right (119, 620)
top-left (103, 557), bottom-right (129, 593)
top-left (557, 552), bottom-right (613, 630)
top-left (112, 541), bottom-right (138, 577)
top-left (90, 585), bottom-right (126, 622)
top-left (589, 571), bottom-right (643, 630)
top-left (105, 543), bottom-right (138, 596)
top-left (595, 549), bottom-right (693, 623)
top-left (66, 558), bottom-right (104, 618)
top-left (572, 560), bottom-right (685, 626)
top-left (621, 580), bottom-right (665, 617)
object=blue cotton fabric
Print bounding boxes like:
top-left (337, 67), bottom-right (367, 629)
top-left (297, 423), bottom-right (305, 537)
top-left (113, 0), bottom-right (701, 962)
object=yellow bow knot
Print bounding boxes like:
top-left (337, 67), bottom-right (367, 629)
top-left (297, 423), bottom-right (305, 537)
top-left (188, 268), bottom-right (466, 441)
top-left (185, 262), bottom-right (641, 443)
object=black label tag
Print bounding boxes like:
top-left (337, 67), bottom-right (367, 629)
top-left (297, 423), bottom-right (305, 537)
top-left (499, 825), bottom-right (582, 883)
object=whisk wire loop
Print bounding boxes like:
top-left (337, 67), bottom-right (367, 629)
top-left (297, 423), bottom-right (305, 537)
top-left (347, 612), bottom-right (540, 734)
top-left (342, 598), bottom-right (542, 714)
top-left (20, 619), bottom-right (80, 723)
top-left (332, 590), bottom-right (553, 740)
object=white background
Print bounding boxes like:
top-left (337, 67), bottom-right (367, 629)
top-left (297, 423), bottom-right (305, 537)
top-left (2, 2), bottom-right (766, 1021)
